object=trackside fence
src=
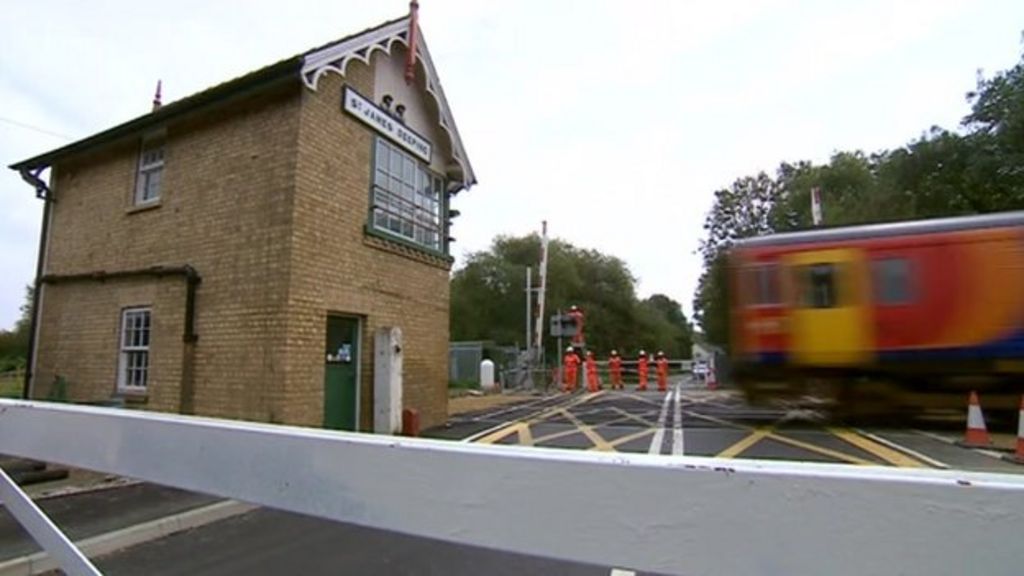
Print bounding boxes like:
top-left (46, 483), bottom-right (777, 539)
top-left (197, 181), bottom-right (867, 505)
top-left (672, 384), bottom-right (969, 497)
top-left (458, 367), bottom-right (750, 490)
top-left (1, 399), bottom-right (1023, 575)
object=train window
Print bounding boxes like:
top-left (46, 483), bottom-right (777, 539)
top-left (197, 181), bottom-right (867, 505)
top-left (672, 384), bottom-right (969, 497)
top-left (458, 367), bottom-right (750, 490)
top-left (799, 263), bottom-right (838, 308)
top-left (873, 258), bottom-right (912, 305)
top-left (745, 264), bottom-right (780, 306)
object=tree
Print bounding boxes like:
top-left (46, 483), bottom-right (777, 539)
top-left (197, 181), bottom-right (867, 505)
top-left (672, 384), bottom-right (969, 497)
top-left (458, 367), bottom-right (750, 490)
top-left (641, 294), bottom-right (693, 358)
top-left (451, 235), bottom-right (689, 362)
top-left (693, 173), bottom-right (780, 351)
top-left (0, 285), bottom-right (33, 371)
top-left (693, 37), bottom-right (1024, 348)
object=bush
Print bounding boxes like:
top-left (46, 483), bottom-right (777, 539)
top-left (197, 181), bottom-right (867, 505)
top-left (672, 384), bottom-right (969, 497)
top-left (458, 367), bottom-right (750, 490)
top-left (448, 379), bottom-right (479, 390)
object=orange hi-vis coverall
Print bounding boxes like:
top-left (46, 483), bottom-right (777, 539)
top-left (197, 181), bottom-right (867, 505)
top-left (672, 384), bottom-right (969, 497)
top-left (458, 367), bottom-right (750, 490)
top-left (563, 352), bottom-right (580, 392)
top-left (608, 355), bottom-right (623, 389)
top-left (656, 356), bottom-right (669, 392)
top-left (637, 354), bottom-right (649, 391)
top-left (585, 354), bottom-right (599, 392)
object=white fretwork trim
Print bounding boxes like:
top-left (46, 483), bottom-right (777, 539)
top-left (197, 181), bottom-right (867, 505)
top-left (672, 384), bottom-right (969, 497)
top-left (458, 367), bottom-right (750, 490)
top-left (301, 18), bottom-right (475, 190)
top-left (2, 399), bottom-right (1024, 576)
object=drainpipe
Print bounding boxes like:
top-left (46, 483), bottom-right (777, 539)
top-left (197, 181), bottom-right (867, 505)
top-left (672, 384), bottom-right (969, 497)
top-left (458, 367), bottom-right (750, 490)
top-left (19, 167), bottom-right (54, 400)
top-left (40, 265), bottom-right (202, 413)
top-left (39, 266), bottom-right (202, 344)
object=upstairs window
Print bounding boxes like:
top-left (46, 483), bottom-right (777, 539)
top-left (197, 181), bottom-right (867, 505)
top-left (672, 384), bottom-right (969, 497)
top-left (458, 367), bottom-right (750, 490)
top-left (873, 258), bottom-right (912, 305)
top-left (118, 307), bottom-right (151, 391)
top-left (371, 137), bottom-right (444, 252)
top-left (135, 139), bottom-right (164, 205)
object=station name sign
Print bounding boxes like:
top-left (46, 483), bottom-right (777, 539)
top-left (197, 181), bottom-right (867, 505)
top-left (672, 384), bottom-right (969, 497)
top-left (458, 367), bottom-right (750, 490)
top-left (342, 86), bottom-right (432, 163)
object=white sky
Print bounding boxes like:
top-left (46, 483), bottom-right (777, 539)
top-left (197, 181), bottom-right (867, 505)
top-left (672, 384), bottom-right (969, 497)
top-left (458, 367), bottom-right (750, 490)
top-left (2, 0), bottom-right (1023, 329)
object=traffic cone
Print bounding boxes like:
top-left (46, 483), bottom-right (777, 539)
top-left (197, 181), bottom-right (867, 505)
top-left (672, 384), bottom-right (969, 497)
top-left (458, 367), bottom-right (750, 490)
top-left (1003, 395), bottom-right (1024, 465)
top-left (961, 391), bottom-right (991, 447)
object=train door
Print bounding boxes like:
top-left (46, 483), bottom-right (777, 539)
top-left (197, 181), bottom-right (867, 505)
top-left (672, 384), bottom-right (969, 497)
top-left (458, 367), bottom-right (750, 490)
top-left (785, 249), bottom-right (874, 366)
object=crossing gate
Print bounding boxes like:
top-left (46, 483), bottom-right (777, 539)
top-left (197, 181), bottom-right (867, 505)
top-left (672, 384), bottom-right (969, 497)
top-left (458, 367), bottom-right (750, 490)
top-left (1, 398), bottom-right (1023, 575)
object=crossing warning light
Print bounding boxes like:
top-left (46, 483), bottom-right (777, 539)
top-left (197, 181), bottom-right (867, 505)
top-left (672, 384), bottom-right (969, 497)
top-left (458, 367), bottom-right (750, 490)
top-left (550, 313), bottom-right (579, 338)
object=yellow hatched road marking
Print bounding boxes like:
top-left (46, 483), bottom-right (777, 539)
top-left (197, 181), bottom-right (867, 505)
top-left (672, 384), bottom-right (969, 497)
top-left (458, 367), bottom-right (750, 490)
top-left (717, 427), bottom-right (772, 458)
top-left (558, 408), bottom-right (615, 452)
top-left (531, 426), bottom-right (586, 445)
top-left (476, 422), bottom-right (528, 445)
top-left (683, 410), bottom-right (753, 431)
top-left (828, 428), bottom-right (927, 468)
top-left (767, 432), bottom-right (875, 465)
top-left (533, 413), bottom-right (640, 445)
top-left (474, 391), bottom-right (606, 445)
top-left (620, 393), bottom-right (663, 407)
top-left (606, 428), bottom-right (656, 449)
top-left (609, 407), bottom-right (656, 428)
top-left (518, 423), bottom-right (534, 446)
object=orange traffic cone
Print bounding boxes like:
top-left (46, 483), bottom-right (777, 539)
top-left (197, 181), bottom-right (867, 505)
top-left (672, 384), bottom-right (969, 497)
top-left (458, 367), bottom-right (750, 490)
top-left (961, 391), bottom-right (991, 447)
top-left (1003, 395), bottom-right (1024, 465)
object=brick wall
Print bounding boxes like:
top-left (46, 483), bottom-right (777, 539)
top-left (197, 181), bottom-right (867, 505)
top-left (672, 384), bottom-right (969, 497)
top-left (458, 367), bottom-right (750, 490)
top-left (34, 52), bottom-right (454, 431)
top-left (287, 59), bottom-right (451, 431)
top-left (34, 278), bottom-right (185, 411)
top-left (36, 84), bottom-right (303, 423)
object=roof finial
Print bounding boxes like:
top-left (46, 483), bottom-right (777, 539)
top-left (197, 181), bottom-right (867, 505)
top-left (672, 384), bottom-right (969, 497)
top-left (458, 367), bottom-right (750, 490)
top-left (405, 1), bottom-right (420, 85)
top-left (152, 80), bottom-right (163, 112)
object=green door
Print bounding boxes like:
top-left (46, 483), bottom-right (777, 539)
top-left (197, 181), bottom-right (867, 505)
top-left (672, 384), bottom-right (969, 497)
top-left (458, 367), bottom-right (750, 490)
top-left (324, 316), bottom-right (359, 431)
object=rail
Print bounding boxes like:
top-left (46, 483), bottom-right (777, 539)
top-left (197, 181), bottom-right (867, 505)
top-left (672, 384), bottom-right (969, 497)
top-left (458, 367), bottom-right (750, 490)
top-left (1, 398), bottom-right (1023, 575)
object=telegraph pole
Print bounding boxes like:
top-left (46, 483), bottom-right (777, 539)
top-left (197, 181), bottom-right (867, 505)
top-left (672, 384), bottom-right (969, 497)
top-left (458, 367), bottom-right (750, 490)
top-left (525, 266), bottom-right (532, 366)
top-left (533, 221), bottom-right (549, 366)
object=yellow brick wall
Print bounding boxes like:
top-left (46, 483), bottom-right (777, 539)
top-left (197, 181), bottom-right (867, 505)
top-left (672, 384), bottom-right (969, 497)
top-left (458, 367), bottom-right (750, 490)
top-left (36, 85), bottom-right (302, 423)
top-left (34, 55), bottom-right (453, 431)
top-left (34, 278), bottom-right (185, 412)
top-left (288, 62), bottom-right (451, 431)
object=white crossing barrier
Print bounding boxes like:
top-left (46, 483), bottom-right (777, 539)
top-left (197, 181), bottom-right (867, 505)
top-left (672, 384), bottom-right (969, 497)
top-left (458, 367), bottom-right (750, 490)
top-left (1, 399), bottom-right (1023, 575)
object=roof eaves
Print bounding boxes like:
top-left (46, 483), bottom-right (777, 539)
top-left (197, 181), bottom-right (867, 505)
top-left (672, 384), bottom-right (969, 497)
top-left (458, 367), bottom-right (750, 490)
top-left (9, 56), bottom-right (303, 171)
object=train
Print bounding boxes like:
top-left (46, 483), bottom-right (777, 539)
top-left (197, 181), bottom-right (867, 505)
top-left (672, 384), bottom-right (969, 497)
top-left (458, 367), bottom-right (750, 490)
top-left (728, 210), bottom-right (1024, 417)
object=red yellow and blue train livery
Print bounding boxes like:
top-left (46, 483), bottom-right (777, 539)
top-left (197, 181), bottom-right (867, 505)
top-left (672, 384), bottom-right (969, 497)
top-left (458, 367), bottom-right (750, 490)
top-left (728, 211), bottom-right (1024, 413)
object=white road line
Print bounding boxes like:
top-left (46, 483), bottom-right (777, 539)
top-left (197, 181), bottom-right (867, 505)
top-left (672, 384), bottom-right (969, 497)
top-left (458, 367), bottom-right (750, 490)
top-left (914, 429), bottom-right (1009, 462)
top-left (671, 381), bottom-right (684, 456)
top-left (648, 389), bottom-right (673, 455)
top-left (913, 429), bottom-right (956, 445)
top-left (610, 569), bottom-right (636, 576)
top-left (856, 429), bottom-right (949, 469)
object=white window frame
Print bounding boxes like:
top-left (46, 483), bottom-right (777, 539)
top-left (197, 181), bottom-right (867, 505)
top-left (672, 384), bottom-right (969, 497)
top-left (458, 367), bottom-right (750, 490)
top-left (117, 307), bottom-right (152, 392)
top-left (134, 139), bottom-right (165, 206)
top-left (371, 137), bottom-right (444, 252)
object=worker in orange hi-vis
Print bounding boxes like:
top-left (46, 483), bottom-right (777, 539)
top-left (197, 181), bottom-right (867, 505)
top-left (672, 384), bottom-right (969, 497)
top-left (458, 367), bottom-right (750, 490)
top-left (584, 351), bottom-right (600, 393)
top-left (563, 347), bottom-right (580, 392)
top-left (568, 305), bottom-right (585, 346)
top-left (608, 350), bottom-right (623, 390)
top-left (637, 350), bottom-right (649, 392)
top-left (656, 351), bottom-right (669, 392)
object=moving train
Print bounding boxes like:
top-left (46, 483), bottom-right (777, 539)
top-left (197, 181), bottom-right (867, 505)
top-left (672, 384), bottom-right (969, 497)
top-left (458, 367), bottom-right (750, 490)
top-left (728, 211), bottom-right (1024, 416)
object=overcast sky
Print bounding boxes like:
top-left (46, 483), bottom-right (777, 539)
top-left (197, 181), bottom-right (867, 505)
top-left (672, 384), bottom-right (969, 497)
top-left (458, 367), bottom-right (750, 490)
top-left (2, 0), bottom-right (1023, 330)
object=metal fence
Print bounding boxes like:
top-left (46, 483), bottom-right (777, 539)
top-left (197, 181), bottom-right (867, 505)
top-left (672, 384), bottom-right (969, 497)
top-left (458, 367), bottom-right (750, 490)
top-left (1, 398), bottom-right (1023, 575)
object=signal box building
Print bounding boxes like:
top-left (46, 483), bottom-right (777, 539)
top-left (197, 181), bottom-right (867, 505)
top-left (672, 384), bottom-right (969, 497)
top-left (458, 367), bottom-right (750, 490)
top-left (9, 16), bottom-right (475, 431)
